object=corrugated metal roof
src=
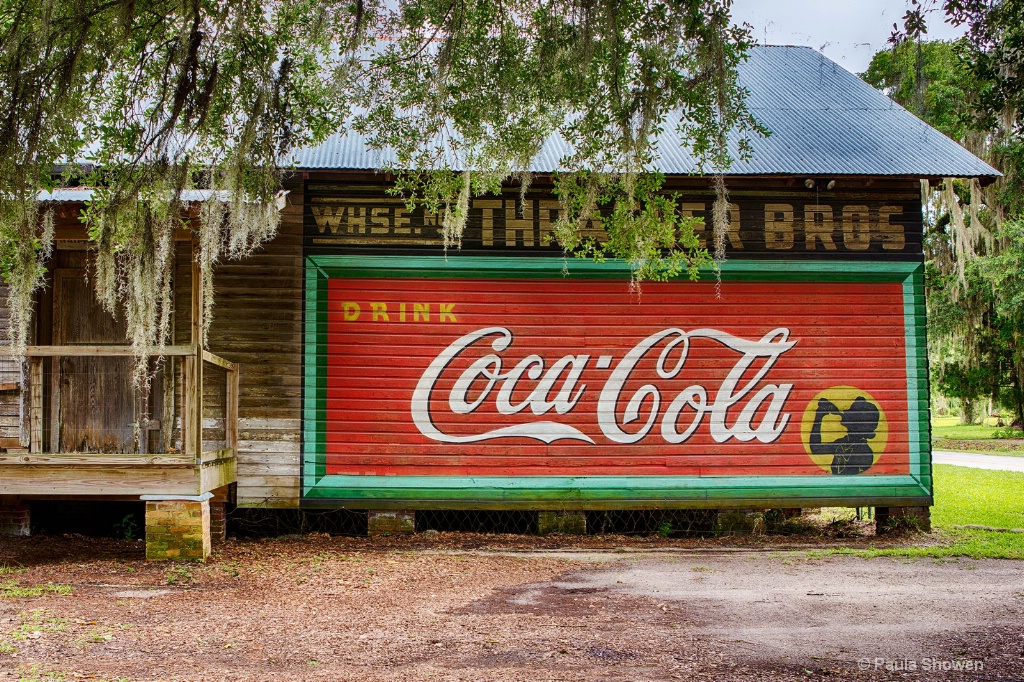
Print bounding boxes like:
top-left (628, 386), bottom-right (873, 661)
top-left (290, 45), bottom-right (999, 178)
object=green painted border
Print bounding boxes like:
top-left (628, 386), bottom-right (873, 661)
top-left (302, 256), bottom-right (931, 508)
top-left (905, 264), bottom-right (932, 487)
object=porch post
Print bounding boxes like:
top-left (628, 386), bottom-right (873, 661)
top-left (190, 239), bottom-right (204, 460)
top-left (28, 358), bottom-right (43, 453)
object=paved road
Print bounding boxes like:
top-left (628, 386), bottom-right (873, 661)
top-left (933, 449), bottom-right (1024, 472)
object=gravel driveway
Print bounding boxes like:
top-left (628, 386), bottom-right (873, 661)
top-left (0, 535), bottom-right (1021, 681)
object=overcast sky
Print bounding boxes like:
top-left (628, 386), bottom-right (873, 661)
top-left (731, 0), bottom-right (968, 74)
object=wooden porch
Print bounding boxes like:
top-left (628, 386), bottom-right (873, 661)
top-left (0, 245), bottom-right (239, 502)
top-left (0, 345), bottom-right (239, 498)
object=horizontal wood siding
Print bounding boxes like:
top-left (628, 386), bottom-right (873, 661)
top-left (305, 178), bottom-right (926, 261)
top-left (175, 191), bottom-right (305, 508)
top-left (2, 176), bottom-right (931, 510)
top-left (0, 285), bottom-right (22, 451)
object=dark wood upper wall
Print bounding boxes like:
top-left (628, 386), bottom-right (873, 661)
top-left (303, 174), bottom-right (925, 260)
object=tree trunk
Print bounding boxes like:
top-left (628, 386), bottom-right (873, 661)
top-left (1012, 351), bottom-right (1024, 430)
top-left (960, 397), bottom-right (976, 425)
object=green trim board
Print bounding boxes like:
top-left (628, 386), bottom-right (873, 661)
top-left (302, 255), bottom-right (932, 508)
top-left (303, 264), bottom-right (328, 487)
top-left (306, 254), bottom-right (922, 281)
top-left (904, 264), bottom-right (932, 485)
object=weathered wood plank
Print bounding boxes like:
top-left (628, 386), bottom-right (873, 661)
top-left (200, 448), bottom-right (234, 464)
top-left (160, 356), bottom-right (177, 454)
top-left (236, 476), bottom-right (300, 499)
top-left (200, 457), bottom-right (237, 493)
top-left (191, 242), bottom-right (205, 461)
top-left (238, 440), bottom-right (300, 454)
top-left (236, 459), bottom-right (302, 473)
top-left (0, 452), bottom-right (194, 465)
top-left (226, 366), bottom-right (239, 456)
top-left (202, 350), bottom-right (236, 371)
top-left (29, 358), bottom-right (42, 453)
top-left (182, 355), bottom-right (196, 457)
top-left (0, 464), bottom-right (200, 496)
top-left (0, 345), bottom-right (194, 357)
top-left (235, 493), bottom-right (300, 509)
top-left (238, 417), bottom-right (302, 430)
top-left (204, 215), bottom-right (303, 507)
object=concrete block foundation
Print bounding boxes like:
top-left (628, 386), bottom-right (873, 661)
top-left (145, 498), bottom-right (212, 561)
top-left (876, 506), bottom-right (931, 534)
top-left (367, 510), bottom-right (415, 536)
top-left (537, 511), bottom-right (587, 535)
top-left (715, 509), bottom-right (765, 535)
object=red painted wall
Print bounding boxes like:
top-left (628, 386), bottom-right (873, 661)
top-left (324, 277), bottom-right (911, 478)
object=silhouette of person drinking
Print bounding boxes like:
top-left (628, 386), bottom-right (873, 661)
top-left (809, 396), bottom-right (880, 475)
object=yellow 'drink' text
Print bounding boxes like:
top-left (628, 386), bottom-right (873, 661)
top-left (339, 302), bottom-right (457, 323)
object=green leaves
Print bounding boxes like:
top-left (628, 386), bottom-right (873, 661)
top-left (883, 4), bottom-right (1024, 426)
top-left (893, 1), bottom-right (1024, 217)
top-left (0, 0), bottom-right (360, 357)
top-left (356, 0), bottom-right (756, 272)
top-left (862, 39), bottom-right (972, 143)
top-left (980, 220), bottom-right (1024, 314)
top-left (552, 171), bottom-right (710, 283)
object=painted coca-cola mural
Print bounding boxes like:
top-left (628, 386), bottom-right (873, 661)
top-left (302, 256), bottom-right (930, 508)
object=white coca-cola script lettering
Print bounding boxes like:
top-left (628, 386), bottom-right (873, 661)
top-left (410, 327), bottom-right (797, 445)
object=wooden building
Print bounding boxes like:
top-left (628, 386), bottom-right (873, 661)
top-left (0, 47), bottom-right (999, 557)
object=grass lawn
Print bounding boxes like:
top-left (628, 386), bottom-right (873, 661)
top-left (930, 414), bottom-right (1024, 456)
top-left (809, 464), bottom-right (1024, 560)
top-left (911, 464), bottom-right (1024, 559)
top-left (931, 464), bottom-right (1024, 530)
top-left (930, 414), bottom-right (1011, 439)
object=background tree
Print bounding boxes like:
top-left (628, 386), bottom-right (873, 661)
top-left (977, 220), bottom-right (1024, 426)
top-left (0, 0), bottom-right (759, 377)
top-left (0, 0), bottom-right (354, 364)
top-left (933, 360), bottom-right (989, 424)
top-left (893, 0), bottom-right (1023, 218)
top-left (861, 38), bottom-right (969, 141)
top-left (926, 258), bottom-right (1022, 424)
top-left (872, 0), bottom-right (1024, 424)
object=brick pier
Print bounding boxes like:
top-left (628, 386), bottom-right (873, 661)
top-left (142, 493), bottom-right (213, 561)
top-left (0, 498), bottom-right (30, 536)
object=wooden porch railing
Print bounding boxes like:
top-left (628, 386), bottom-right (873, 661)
top-left (4, 345), bottom-right (238, 462)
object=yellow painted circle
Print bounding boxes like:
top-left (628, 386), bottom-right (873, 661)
top-left (801, 386), bottom-right (887, 473)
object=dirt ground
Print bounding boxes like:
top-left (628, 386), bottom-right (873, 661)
top-left (0, 534), bottom-right (1022, 681)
